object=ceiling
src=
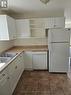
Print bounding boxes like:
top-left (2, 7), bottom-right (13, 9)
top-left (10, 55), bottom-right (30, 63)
top-left (0, 0), bottom-right (71, 18)
top-left (7, 0), bottom-right (71, 12)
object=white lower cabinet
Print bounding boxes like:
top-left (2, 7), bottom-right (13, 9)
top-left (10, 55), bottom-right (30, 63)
top-left (0, 51), bottom-right (47, 95)
top-left (32, 52), bottom-right (47, 70)
top-left (17, 53), bottom-right (24, 77)
top-left (0, 52), bottom-right (24, 95)
top-left (0, 68), bottom-right (11, 95)
top-left (24, 52), bottom-right (32, 70)
top-left (24, 51), bottom-right (47, 70)
top-left (8, 60), bottom-right (19, 93)
top-left (7, 52), bottom-right (24, 94)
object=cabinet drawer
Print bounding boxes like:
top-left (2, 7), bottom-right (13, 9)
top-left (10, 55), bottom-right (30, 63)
top-left (8, 61), bottom-right (17, 75)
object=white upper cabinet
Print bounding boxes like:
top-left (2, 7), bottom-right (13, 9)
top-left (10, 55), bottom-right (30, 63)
top-left (16, 19), bottom-right (30, 38)
top-left (0, 15), bottom-right (16, 40)
top-left (45, 17), bottom-right (65, 28)
top-left (54, 17), bottom-right (65, 28)
top-left (15, 17), bottom-right (65, 38)
top-left (45, 18), bottom-right (54, 28)
top-left (7, 16), bottom-right (16, 39)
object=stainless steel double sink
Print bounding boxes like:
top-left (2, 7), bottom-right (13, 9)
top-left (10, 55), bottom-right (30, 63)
top-left (0, 52), bottom-right (17, 63)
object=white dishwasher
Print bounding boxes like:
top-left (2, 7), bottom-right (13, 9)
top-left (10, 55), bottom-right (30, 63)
top-left (32, 52), bottom-right (47, 70)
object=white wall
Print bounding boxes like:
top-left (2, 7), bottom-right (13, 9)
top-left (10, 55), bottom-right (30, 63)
top-left (0, 40), bottom-right (14, 53)
top-left (14, 38), bottom-right (47, 46)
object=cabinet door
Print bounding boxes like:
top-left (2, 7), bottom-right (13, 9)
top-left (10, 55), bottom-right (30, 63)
top-left (0, 69), bottom-right (11, 95)
top-left (16, 53), bottom-right (24, 77)
top-left (11, 18), bottom-right (16, 39)
top-left (7, 16), bottom-right (16, 39)
top-left (16, 19), bottom-right (30, 38)
top-left (24, 52), bottom-right (32, 70)
top-left (45, 17), bottom-right (65, 28)
top-left (20, 53), bottom-right (24, 73)
top-left (45, 18), bottom-right (54, 28)
top-left (0, 15), bottom-right (16, 40)
top-left (8, 53), bottom-right (24, 94)
top-left (0, 15), bottom-right (9, 40)
top-left (0, 76), bottom-right (11, 95)
top-left (32, 52), bottom-right (47, 70)
top-left (8, 61), bottom-right (18, 93)
top-left (54, 17), bottom-right (65, 28)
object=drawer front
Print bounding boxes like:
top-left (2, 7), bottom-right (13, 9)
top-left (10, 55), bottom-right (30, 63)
top-left (0, 69), bottom-right (8, 81)
top-left (8, 61), bottom-right (17, 75)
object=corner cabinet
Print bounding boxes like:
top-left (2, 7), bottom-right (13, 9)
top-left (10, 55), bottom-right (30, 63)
top-left (0, 15), bottom-right (16, 40)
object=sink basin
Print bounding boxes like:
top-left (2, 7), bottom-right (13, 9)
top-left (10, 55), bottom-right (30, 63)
top-left (0, 52), bottom-right (18, 58)
top-left (0, 52), bottom-right (18, 68)
top-left (0, 63), bottom-right (5, 68)
top-left (0, 57), bottom-right (11, 63)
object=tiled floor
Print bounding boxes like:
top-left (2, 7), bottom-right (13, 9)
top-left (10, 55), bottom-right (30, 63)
top-left (13, 71), bottom-right (71, 95)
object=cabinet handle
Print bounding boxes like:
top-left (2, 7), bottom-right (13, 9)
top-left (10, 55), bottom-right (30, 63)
top-left (20, 55), bottom-right (22, 57)
top-left (7, 77), bottom-right (10, 79)
top-left (54, 25), bottom-right (56, 27)
top-left (2, 74), bottom-right (5, 76)
top-left (15, 66), bottom-right (17, 69)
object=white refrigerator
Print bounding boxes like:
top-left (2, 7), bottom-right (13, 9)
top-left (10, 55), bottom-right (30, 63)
top-left (48, 28), bottom-right (70, 73)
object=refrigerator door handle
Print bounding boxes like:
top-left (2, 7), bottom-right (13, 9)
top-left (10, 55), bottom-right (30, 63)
top-left (49, 44), bottom-right (53, 53)
top-left (51, 42), bottom-right (69, 43)
top-left (52, 43), bottom-right (54, 54)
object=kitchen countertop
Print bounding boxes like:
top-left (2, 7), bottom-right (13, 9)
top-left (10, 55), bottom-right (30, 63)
top-left (0, 45), bottom-right (48, 72)
top-left (7, 45), bottom-right (48, 52)
top-left (0, 52), bottom-right (21, 72)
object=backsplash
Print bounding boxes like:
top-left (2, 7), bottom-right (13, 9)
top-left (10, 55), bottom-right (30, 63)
top-left (14, 38), bottom-right (48, 46)
top-left (0, 38), bottom-right (47, 53)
